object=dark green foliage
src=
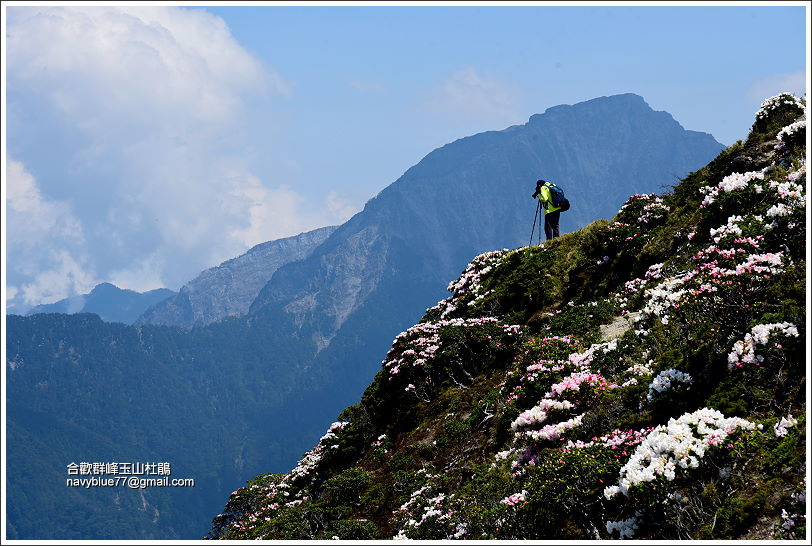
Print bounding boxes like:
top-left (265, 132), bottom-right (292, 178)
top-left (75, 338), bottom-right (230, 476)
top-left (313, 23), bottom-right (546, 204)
top-left (546, 298), bottom-right (619, 342)
top-left (323, 468), bottom-right (371, 506)
top-left (326, 518), bottom-right (378, 540)
top-left (477, 246), bottom-right (561, 322)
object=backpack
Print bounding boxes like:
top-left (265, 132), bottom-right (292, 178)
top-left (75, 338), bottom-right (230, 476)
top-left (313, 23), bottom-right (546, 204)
top-left (545, 182), bottom-right (570, 211)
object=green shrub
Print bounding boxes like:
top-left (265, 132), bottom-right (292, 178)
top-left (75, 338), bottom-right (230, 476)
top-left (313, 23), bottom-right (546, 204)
top-left (323, 467), bottom-right (372, 506)
top-left (326, 518), bottom-right (378, 540)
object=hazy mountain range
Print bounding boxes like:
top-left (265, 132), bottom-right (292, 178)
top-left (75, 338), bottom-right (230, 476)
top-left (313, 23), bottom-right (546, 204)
top-left (16, 283), bottom-right (176, 324)
top-left (135, 226), bottom-right (336, 329)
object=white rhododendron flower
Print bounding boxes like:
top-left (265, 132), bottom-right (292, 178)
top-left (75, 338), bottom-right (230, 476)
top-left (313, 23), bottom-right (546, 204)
top-left (603, 408), bottom-right (754, 499)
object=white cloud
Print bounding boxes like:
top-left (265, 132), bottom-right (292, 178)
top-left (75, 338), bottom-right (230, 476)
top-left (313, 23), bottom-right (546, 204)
top-left (423, 67), bottom-right (524, 126)
top-left (7, 6), bottom-right (280, 124)
top-left (6, 286), bottom-right (20, 304)
top-left (326, 191), bottom-right (359, 222)
top-left (748, 70), bottom-right (807, 103)
top-left (7, 159), bottom-right (85, 249)
top-left (107, 253), bottom-right (167, 294)
top-left (227, 174), bottom-right (311, 251)
top-left (226, 174), bottom-right (359, 254)
top-left (6, 6), bottom-right (320, 303)
top-left (6, 160), bottom-right (95, 308)
top-left (17, 250), bottom-right (96, 308)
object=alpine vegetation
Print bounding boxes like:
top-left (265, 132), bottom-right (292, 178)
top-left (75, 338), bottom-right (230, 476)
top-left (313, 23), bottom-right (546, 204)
top-left (207, 94), bottom-right (806, 540)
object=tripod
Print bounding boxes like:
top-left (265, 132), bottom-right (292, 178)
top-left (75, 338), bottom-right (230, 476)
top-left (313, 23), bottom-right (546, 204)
top-left (529, 200), bottom-right (543, 247)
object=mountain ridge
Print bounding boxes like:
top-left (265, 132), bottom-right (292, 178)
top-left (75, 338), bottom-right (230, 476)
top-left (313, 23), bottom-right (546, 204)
top-left (135, 225), bottom-right (336, 329)
top-left (23, 283), bottom-right (176, 324)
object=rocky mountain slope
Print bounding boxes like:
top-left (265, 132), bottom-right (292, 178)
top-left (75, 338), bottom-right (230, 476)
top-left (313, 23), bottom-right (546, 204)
top-left (135, 226), bottom-right (336, 328)
top-left (23, 283), bottom-right (175, 324)
top-left (207, 93), bottom-right (807, 541)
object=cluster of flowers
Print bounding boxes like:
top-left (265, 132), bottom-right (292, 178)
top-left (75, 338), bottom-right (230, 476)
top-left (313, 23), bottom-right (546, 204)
top-left (564, 427), bottom-right (653, 451)
top-left (566, 338), bottom-right (619, 372)
top-left (511, 372), bottom-right (617, 442)
top-left (707, 246), bottom-right (784, 277)
top-left (645, 263), bottom-right (664, 280)
top-left (382, 317), bottom-right (521, 383)
top-left (605, 515), bottom-right (640, 539)
top-left (605, 222), bottom-right (643, 243)
top-left (771, 479), bottom-right (806, 539)
top-left (642, 241), bottom-right (786, 325)
top-left (773, 414), bottom-right (798, 438)
top-left (727, 322), bottom-right (799, 370)
top-left (754, 93), bottom-right (805, 122)
top-left (646, 369), bottom-right (692, 402)
top-left (219, 422), bottom-right (361, 536)
top-left (708, 215), bottom-right (768, 244)
top-left (511, 399), bottom-right (575, 429)
top-left (642, 276), bottom-right (691, 325)
top-left (611, 263), bottom-right (665, 314)
top-left (786, 160), bottom-right (806, 183)
top-left (514, 412), bottom-right (585, 443)
top-left (699, 169), bottom-right (767, 208)
top-left (769, 177), bottom-right (805, 201)
top-left (766, 175), bottom-right (806, 222)
top-left (220, 474), bottom-right (307, 538)
top-left (426, 249), bottom-right (514, 318)
top-left (633, 195), bottom-right (670, 224)
top-left (287, 421), bottom-right (349, 483)
top-left (392, 474), bottom-right (468, 540)
top-left (603, 408), bottom-right (755, 499)
top-left (605, 194), bottom-right (671, 244)
top-left (776, 119), bottom-right (806, 145)
top-left (501, 336), bottom-right (582, 406)
top-left (619, 358), bottom-right (655, 387)
top-left (618, 194), bottom-right (671, 223)
top-left (500, 490), bottom-right (528, 507)
top-left (548, 372), bottom-right (617, 397)
top-left (699, 161), bottom-right (806, 242)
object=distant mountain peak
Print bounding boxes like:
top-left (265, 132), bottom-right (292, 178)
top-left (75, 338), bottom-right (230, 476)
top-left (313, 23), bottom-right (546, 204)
top-left (135, 225), bottom-right (337, 329)
top-left (90, 282), bottom-right (125, 294)
top-left (22, 283), bottom-right (176, 324)
top-left (530, 93), bottom-right (662, 123)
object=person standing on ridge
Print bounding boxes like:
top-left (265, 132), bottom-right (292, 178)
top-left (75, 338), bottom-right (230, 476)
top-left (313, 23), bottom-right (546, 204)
top-left (532, 179), bottom-right (562, 240)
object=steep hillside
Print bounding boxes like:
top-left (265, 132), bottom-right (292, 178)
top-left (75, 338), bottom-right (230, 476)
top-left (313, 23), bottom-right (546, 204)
top-left (24, 283), bottom-right (175, 324)
top-left (136, 226), bottom-right (336, 328)
top-left (208, 94), bottom-right (807, 541)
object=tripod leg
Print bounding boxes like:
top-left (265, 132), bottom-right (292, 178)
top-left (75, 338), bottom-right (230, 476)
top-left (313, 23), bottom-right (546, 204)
top-left (529, 201), bottom-right (539, 247)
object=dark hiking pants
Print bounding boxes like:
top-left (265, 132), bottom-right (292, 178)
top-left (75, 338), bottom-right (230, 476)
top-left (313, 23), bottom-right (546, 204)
top-left (544, 210), bottom-right (560, 240)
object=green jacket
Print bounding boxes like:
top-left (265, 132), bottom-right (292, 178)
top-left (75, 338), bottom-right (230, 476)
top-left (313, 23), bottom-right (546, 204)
top-left (537, 184), bottom-right (561, 214)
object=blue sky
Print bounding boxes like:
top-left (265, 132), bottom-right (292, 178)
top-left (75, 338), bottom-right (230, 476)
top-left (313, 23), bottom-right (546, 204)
top-left (3, 2), bottom-right (808, 311)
